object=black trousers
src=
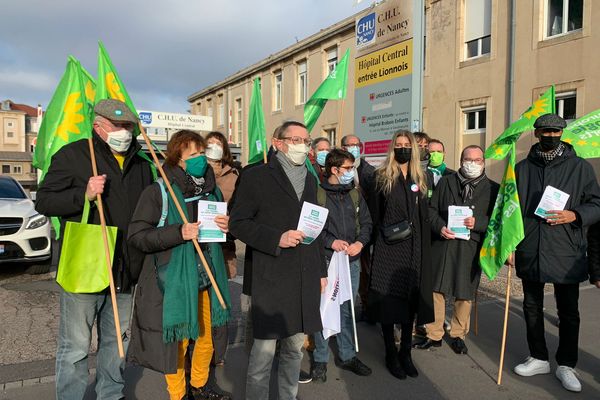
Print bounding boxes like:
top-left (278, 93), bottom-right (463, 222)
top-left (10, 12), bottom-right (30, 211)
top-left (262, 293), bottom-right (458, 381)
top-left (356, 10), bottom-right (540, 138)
top-left (522, 280), bottom-right (580, 368)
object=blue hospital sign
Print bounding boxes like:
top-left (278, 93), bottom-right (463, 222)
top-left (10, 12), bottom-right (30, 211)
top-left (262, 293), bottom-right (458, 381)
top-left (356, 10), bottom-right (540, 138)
top-left (356, 12), bottom-right (376, 48)
top-left (139, 112), bottom-right (152, 125)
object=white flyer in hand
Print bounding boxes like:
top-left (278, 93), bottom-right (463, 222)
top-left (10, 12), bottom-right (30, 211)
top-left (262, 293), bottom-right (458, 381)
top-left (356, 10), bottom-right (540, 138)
top-left (448, 206), bottom-right (473, 241)
top-left (534, 186), bottom-right (570, 219)
top-left (297, 202), bottom-right (329, 245)
top-left (197, 200), bottom-right (227, 243)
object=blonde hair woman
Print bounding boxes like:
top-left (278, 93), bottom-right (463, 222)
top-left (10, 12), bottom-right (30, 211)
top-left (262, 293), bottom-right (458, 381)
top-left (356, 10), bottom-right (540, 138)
top-left (367, 130), bottom-right (434, 381)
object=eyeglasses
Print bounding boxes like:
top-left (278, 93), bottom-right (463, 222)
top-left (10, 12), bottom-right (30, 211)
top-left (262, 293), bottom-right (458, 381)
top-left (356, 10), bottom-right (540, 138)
top-left (281, 136), bottom-right (312, 145)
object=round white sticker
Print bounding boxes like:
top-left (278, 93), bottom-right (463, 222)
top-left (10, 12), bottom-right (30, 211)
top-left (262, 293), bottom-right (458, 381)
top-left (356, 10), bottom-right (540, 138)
top-left (411, 183), bottom-right (419, 192)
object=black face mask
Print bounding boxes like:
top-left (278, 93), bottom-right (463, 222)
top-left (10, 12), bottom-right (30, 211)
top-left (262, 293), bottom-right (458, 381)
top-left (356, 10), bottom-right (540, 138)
top-left (539, 135), bottom-right (562, 152)
top-left (394, 148), bottom-right (412, 164)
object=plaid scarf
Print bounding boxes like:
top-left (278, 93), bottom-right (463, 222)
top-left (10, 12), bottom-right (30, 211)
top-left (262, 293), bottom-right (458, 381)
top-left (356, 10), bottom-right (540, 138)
top-left (535, 142), bottom-right (565, 163)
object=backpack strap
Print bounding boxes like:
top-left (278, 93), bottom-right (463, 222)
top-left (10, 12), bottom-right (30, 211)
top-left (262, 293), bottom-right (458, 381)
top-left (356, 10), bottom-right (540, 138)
top-left (156, 178), bottom-right (168, 228)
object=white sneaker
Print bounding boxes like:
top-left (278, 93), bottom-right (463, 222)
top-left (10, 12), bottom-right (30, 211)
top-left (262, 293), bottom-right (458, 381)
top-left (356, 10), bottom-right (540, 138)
top-left (514, 356), bottom-right (551, 377)
top-left (556, 366), bottom-right (582, 392)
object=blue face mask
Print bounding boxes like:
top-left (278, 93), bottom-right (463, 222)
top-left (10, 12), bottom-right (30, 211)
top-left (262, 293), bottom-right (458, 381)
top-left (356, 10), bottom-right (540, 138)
top-left (346, 146), bottom-right (361, 159)
top-left (316, 150), bottom-right (328, 167)
top-left (185, 155), bottom-right (208, 178)
top-left (338, 169), bottom-right (355, 185)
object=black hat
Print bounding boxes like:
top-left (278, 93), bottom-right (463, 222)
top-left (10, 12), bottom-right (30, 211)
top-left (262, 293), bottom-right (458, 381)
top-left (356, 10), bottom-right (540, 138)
top-left (533, 113), bottom-right (567, 130)
top-left (94, 99), bottom-right (138, 124)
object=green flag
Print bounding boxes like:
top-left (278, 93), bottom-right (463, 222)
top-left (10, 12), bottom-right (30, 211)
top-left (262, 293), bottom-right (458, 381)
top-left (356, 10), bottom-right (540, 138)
top-left (247, 77), bottom-right (267, 164)
top-left (561, 109), bottom-right (600, 159)
top-left (33, 57), bottom-right (93, 181)
top-left (304, 49), bottom-right (350, 133)
top-left (479, 144), bottom-right (525, 280)
top-left (95, 42), bottom-right (157, 178)
top-left (485, 86), bottom-right (555, 160)
top-left (95, 41), bottom-right (136, 114)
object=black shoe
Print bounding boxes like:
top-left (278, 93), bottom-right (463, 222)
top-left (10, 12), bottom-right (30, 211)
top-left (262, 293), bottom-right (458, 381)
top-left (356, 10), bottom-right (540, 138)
top-left (449, 337), bottom-right (468, 355)
top-left (311, 362), bottom-right (327, 383)
top-left (385, 352), bottom-right (406, 380)
top-left (398, 351), bottom-right (418, 378)
top-left (298, 370), bottom-right (312, 384)
top-left (412, 337), bottom-right (442, 350)
top-left (188, 385), bottom-right (231, 400)
top-left (414, 325), bottom-right (427, 338)
top-left (340, 357), bottom-right (372, 376)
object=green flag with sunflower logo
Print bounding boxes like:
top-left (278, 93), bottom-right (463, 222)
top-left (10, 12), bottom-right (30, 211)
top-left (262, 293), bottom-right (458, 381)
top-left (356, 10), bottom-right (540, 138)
top-left (479, 143), bottom-right (525, 280)
top-left (485, 86), bottom-right (555, 160)
top-left (95, 41), bottom-right (157, 177)
top-left (561, 109), bottom-right (600, 159)
top-left (33, 56), bottom-right (93, 181)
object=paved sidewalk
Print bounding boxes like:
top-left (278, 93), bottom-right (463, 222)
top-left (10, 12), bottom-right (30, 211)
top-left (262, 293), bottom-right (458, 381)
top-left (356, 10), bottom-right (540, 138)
top-left (1, 285), bottom-right (599, 399)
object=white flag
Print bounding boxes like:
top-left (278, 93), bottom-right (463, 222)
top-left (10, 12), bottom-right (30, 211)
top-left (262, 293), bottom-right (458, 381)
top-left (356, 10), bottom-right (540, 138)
top-left (320, 251), bottom-right (353, 339)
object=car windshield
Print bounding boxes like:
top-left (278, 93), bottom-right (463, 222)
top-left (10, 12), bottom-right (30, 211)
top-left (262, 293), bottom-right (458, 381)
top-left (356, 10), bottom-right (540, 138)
top-left (0, 178), bottom-right (27, 199)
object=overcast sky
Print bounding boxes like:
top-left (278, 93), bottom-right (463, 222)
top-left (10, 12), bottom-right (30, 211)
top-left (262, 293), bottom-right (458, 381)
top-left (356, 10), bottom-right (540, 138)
top-left (0, 0), bottom-right (369, 113)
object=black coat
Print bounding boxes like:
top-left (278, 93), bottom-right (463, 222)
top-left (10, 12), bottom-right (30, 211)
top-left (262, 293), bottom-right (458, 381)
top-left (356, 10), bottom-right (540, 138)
top-left (368, 174), bottom-right (434, 326)
top-left (229, 156), bottom-right (327, 339)
top-left (126, 165), bottom-right (219, 374)
top-left (321, 181), bottom-right (372, 262)
top-left (35, 133), bottom-right (154, 292)
top-left (429, 174), bottom-right (499, 300)
top-left (515, 144), bottom-right (600, 283)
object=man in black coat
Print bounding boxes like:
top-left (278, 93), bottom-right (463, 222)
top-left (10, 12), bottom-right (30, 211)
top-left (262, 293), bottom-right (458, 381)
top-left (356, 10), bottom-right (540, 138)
top-left (35, 99), bottom-right (154, 400)
top-left (229, 121), bottom-right (327, 400)
top-left (510, 114), bottom-right (600, 393)
top-left (414, 145), bottom-right (498, 354)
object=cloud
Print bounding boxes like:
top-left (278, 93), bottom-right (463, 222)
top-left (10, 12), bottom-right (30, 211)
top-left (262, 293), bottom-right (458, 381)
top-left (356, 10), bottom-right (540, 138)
top-left (0, 0), bottom-right (368, 112)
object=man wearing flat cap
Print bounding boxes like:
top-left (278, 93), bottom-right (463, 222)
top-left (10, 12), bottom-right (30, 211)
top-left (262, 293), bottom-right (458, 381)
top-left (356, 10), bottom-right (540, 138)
top-left (509, 113), bottom-right (600, 393)
top-left (36, 99), bottom-right (155, 400)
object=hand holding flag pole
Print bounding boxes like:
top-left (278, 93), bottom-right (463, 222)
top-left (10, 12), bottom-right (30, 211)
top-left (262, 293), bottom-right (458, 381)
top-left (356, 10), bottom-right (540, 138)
top-left (138, 122), bottom-right (226, 309)
top-left (86, 138), bottom-right (125, 358)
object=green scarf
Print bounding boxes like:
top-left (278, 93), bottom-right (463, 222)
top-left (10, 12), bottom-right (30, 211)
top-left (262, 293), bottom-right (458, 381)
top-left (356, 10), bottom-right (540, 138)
top-left (429, 162), bottom-right (447, 177)
top-left (204, 189), bottom-right (232, 328)
top-left (162, 184), bottom-right (199, 343)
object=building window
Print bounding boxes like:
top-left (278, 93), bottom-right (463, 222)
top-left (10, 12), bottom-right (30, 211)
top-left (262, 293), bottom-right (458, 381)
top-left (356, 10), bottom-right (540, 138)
top-left (13, 165), bottom-right (22, 174)
top-left (324, 128), bottom-right (337, 145)
top-left (326, 47), bottom-right (338, 74)
top-left (464, 107), bottom-right (487, 134)
top-left (30, 144), bottom-right (34, 152)
top-left (235, 98), bottom-right (243, 145)
top-left (7, 121), bottom-right (13, 127)
top-left (556, 91), bottom-right (577, 123)
top-left (218, 95), bottom-right (225, 127)
top-left (297, 61), bottom-right (308, 105)
top-left (273, 71), bottom-right (282, 111)
top-left (30, 165), bottom-right (36, 173)
top-left (464, 0), bottom-right (492, 59)
top-left (206, 99), bottom-right (213, 119)
top-left (6, 131), bottom-right (14, 138)
top-left (546, 0), bottom-right (583, 38)
top-left (2, 165), bottom-right (9, 174)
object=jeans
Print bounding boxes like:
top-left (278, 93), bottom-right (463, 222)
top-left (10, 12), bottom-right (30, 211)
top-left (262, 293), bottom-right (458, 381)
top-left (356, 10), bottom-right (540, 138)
top-left (245, 333), bottom-right (304, 400)
top-left (522, 280), bottom-right (580, 367)
top-left (313, 259), bottom-right (360, 363)
top-left (55, 290), bottom-right (132, 400)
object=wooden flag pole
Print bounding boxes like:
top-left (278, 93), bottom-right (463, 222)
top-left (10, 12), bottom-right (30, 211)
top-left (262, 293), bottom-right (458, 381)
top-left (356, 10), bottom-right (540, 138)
top-left (138, 122), bottom-right (226, 309)
top-left (263, 148), bottom-right (267, 164)
top-left (87, 138), bottom-right (125, 359)
top-left (497, 265), bottom-right (513, 385)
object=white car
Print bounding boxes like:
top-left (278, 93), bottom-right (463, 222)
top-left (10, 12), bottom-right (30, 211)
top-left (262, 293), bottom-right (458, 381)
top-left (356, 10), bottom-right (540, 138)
top-left (0, 175), bottom-right (51, 264)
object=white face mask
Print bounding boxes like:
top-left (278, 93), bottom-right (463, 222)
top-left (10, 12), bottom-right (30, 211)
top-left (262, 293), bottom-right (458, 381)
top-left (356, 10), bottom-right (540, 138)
top-left (285, 143), bottom-right (309, 166)
top-left (461, 161), bottom-right (484, 178)
top-left (106, 129), bottom-right (132, 153)
top-left (206, 143), bottom-right (224, 161)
